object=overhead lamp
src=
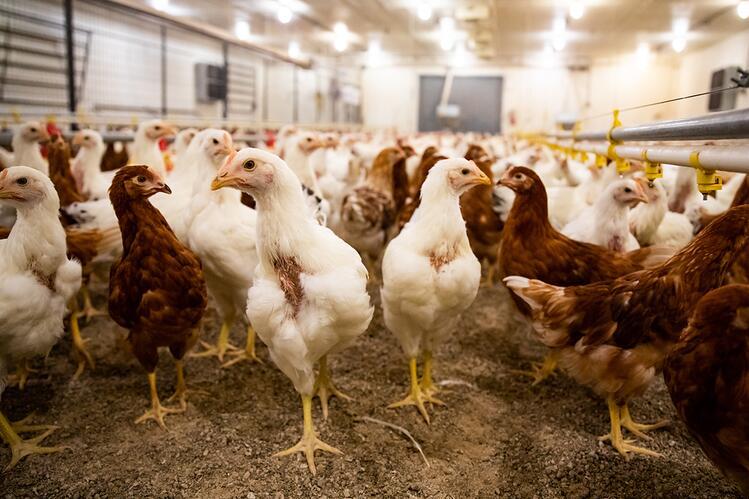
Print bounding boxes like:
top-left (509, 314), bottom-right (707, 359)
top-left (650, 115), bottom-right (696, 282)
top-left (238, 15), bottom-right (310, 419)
top-left (235, 20), bottom-right (250, 40)
top-left (333, 22), bottom-right (348, 35)
top-left (553, 17), bottom-right (566, 33)
top-left (569, 1), bottom-right (584, 20)
top-left (367, 38), bottom-right (384, 66)
top-left (440, 16), bottom-right (456, 32)
top-left (552, 35), bottom-right (567, 52)
top-left (671, 36), bottom-right (686, 53)
top-left (152, 0), bottom-right (168, 11)
top-left (277, 4), bottom-right (292, 24)
top-left (738, 1), bottom-right (749, 19)
top-left (288, 41), bottom-right (301, 59)
top-left (672, 18), bottom-right (689, 35)
top-left (417, 2), bottom-right (432, 21)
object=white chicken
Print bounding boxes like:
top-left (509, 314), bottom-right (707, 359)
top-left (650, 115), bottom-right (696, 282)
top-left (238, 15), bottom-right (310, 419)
top-left (170, 128), bottom-right (198, 164)
top-left (0, 166), bottom-right (82, 470)
top-left (562, 178), bottom-right (648, 252)
top-left (629, 176), bottom-right (693, 250)
top-left (211, 148), bottom-right (373, 474)
top-left (282, 132), bottom-right (323, 194)
top-left (128, 120), bottom-right (176, 176)
top-left (381, 158), bottom-right (488, 424)
top-left (187, 138), bottom-right (261, 365)
top-left (0, 122), bottom-right (50, 174)
top-left (71, 130), bottom-right (110, 200)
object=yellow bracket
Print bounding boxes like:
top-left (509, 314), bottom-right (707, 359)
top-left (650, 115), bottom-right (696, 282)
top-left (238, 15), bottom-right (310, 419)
top-left (11, 108), bottom-right (22, 124)
top-left (606, 109), bottom-right (630, 175)
top-left (595, 153), bottom-right (607, 168)
top-left (641, 150), bottom-right (663, 186)
top-left (691, 151), bottom-right (722, 199)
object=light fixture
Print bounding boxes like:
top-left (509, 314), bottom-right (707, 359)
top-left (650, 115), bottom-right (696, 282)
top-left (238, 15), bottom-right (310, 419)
top-left (440, 16), bottom-right (456, 32)
top-left (738, 1), bottom-right (749, 19)
top-left (333, 22), bottom-right (348, 35)
top-left (288, 41), bottom-right (301, 59)
top-left (417, 2), bottom-right (432, 21)
top-left (277, 4), bottom-right (292, 24)
top-left (636, 42), bottom-right (651, 64)
top-left (235, 20), bottom-right (250, 40)
top-left (332, 22), bottom-right (349, 52)
top-left (367, 38), bottom-right (384, 66)
top-left (152, 0), bottom-right (168, 11)
top-left (672, 18), bottom-right (689, 35)
top-left (334, 37), bottom-right (348, 52)
top-left (552, 17), bottom-right (566, 33)
top-left (569, 1), bottom-right (584, 20)
top-left (671, 36), bottom-right (686, 53)
top-left (552, 35), bottom-right (567, 52)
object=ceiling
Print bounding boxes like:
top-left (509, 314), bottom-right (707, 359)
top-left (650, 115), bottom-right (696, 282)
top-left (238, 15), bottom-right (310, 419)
top-left (140, 0), bottom-right (749, 65)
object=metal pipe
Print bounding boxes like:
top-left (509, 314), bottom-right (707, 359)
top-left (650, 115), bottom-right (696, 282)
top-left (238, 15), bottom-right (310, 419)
top-left (549, 108), bottom-right (749, 142)
top-left (63, 0), bottom-right (77, 130)
top-left (160, 25), bottom-right (167, 117)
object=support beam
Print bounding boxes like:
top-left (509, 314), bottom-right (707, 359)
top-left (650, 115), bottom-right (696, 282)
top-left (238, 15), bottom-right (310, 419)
top-left (160, 25), bottom-right (167, 117)
top-left (63, 0), bottom-right (77, 130)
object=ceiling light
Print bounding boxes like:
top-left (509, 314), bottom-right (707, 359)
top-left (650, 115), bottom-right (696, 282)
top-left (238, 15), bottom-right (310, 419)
top-left (288, 41), bottom-right (301, 59)
top-left (553, 17), bottom-right (566, 33)
top-left (277, 4), bottom-right (292, 24)
top-left (367, 39), bottom-right (384, 66)
top-left (235, 20), bottom-right (250, 40)
top-left (569, 1), bottom-right (584, 20)
top-left (440, 16), bottom-right (456, 32)
top-left (417, 2), bottom-right (432, 21)
top-left (672, 18), bottom-right (689, 35)
top-left (333, 22), bottom-right (348, 35)
top-left (552, 35), bottom-right (567, 52)
top-left (671, 36), bottom-right (686, 53)
top-left (739, 1), bottom-right (749, 19)
top-left (152, 0), bottom-right (168, 11)
top-left (440, 37), bottom-right (455, 51)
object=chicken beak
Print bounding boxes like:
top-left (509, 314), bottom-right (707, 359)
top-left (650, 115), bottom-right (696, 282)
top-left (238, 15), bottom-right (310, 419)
top-left (211, 174), bottom-right (237, 191)
top-left (633, 179), bottom-right (649, 204)
top-left (475, 171), bottom-right (492, 186)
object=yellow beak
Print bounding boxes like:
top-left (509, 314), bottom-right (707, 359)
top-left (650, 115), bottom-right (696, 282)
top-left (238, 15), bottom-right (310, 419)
top-left (211, 176), bottom-right (234, 191)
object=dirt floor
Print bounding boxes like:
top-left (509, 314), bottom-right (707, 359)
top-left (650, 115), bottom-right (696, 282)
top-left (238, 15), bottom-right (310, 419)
top-left (1, 283), bottom-right (742, 498)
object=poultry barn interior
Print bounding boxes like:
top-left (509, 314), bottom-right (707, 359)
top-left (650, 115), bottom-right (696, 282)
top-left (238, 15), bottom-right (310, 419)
top-left (2, 0), bottom-right (749, 497)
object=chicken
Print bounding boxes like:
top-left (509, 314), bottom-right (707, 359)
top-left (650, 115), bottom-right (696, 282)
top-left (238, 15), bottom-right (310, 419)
top-left (504, 205), bottom-right (749, 458)
top-left (396, 151), bottom-right (446, 231)
top-left (0, 122), bottom-right (50, 174)
top-left (170, 128), bottom-right (198, 164)
top-left (498, 166), bottom-right (671, 383)
top-left (0, 166), bottom-right (82, 469)
top-left (461, 144), bottom-right (503, 285)
top-left (186, 134), bottom-right (261, 365)
top-left (381, 158), bottom-right (490, 423)
top-left (46, 135), bottom-right (84, 207)
top-left (629, 177), bottom-right (693, 250)
top-left (282, 132), bottom-right (323, 193)
top-left (71, 130), bottom-right (110, 201)
top-left (663, 284), bottom-right (749, 495)
top-left (129, 120), bottom-right (176, 176)
top-left (562, 178), bottom-right (648, 252)
top-left (100, 140), bottom-right (129, 172)
top-left (108, 165), bottom-right (207, 428)
top-left (339, 147), bottom-right (405, 272)
top-left (211, 148), bottom-right (373, 474)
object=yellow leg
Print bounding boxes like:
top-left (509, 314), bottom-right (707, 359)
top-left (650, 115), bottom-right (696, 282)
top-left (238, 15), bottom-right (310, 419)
top-left (620, 404), bottom-right (669, 440)
top-left (134, 372), bottom-right (183, 430)
top-left (388, 357), bottom-right (432, 424)
top-left (274, 394), bottom-right (342, 475)
top-left (598, 397), bottom-right (661, 459)
top-left (70, 302), bottom-right (95, 380)
top-left (7, 359), bottom-right (38, 390)
top-left (510, 350), bottom-right (558, 385)
top-left (191, 321), bottom-right (238, 362)
top-left (80, 285), bottom-right (106, 323)
top-left (0, 411), bottom-right (66, 471)
top-left (420, 351), bottom-right (445, 405)
top-left (314, 355), bottom-right (353, 420)
top-left (221, 325), bottom-right (263, 368)
top-left (166, 360), bottom-right (208, 410)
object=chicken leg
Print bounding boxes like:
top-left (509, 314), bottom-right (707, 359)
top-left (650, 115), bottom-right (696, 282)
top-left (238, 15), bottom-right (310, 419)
top-left (70, 304), bottom-right (95, 379)
top-left (620, 404), bottom-right (669, 440)
top-left (7, 359), bottom-right (38, 390)
top-left (510, 350), bottom-right (558, 385)
top-left (221, 325), bottom-right (263, 368)
top-left (191, 321), bottom-right (238, 362)
top-left (388, 357), bottom-right (432, 424)
top-left (166, 360), bottom-right (208, 410)
top-left (0, 411), bottom-right (66, 471)
top-left (598, 397), bottom-right (661, 458)
top-left (135, 372), bottom-right (184, 430)
top-left (80, 285), bottom-right (107, 323)
top-left (314, 355), bottom-right (353, 420)
top-left (274, 394), bottom-right (342, 475)
top-left (420, 351), bottom-right (445, 405)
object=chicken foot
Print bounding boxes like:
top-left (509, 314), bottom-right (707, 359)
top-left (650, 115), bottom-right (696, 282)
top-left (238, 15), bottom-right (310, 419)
top-left (388, 357), bottom-right (433, 424)
top-left (420, 351), bottom-right (445, 405)
top-left (191, 321), bottom-right (238, 362)
top-left (598, 397), bottom-right (661, 459)
top-left (620, 404), bottom-right (669, 440)
top-left (80, 285), bottom-right (107, 323)
top-left (70, 304), bottom-right (95, 379)
top-left (7, 359), bottom-right (38, 390)
top-left (0, 410), bottom-right (66, 471)
top-left (274, 394), bottom-right (342, 475)
top-left (135, 372), bottom-right (184, 430)
top-left (166, 360), bottom-right (208, 410)
top-left (221, 325), bottom-right (263, 368)
top-left (314, 355), bottom-right (353, 420)
top-left (510, 350), bottom-right (558, 385)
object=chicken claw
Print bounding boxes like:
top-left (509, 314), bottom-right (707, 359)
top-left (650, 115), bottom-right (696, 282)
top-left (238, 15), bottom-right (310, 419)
top-left (165, 360), bottom-right (208, 410)
top-left (0, 411), bottom-right (67, 471)
top-left (314, 355), bottom-right (353, 420)
top-left (509, 351), bottom-right (558, 386)
top-left (221, 326), bottom-right (263, 368)
top-left (273, 395), bottom-right (342, 475)
top-left (620, 404), bottom-right (669, 440)
top-left (599, 397), bottom-right (662, 459)
top-left (419, 351), bottom-right (446, 405)
top-left (191, 322), bottom-right (238, 362)
top-left (388, 357), bottom-right (433, 424)
top-left (80, 285), bottom-right (107, 323)
top-left (7, 359), bottom-right (38, 390)
top-left (135, 372), bottom-right (184, 430)
top-left (70, 308), bottom-right (95, 379)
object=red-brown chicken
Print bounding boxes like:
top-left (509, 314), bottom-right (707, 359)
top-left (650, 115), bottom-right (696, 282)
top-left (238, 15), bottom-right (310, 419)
top-left (47, 135), bottom-right (84, 207)
top-left (664, 284), bottom-right (749, 495)
top-left (108, 165), bottom-right (207, 429)
top-left (462, 144), bottom-right (503, 284)
top-left (504, 205), bottom-right (749, 457)
top-left (498, 166), bottom-right (668, 383)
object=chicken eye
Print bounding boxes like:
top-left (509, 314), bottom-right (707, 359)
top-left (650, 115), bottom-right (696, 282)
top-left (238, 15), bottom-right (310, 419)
top-left (624, 187), bottom-right (632, 193)
top-left (154, 125), bottom-right (161, 131)
top-left (243, 159), bottom-right (256, 171)
top-left (136, 175), bottom-right (147, 183)
top-left (514, 174), bottom-right (522, 180)
top-left (29, 127), bottom-right (37, 133)
top-left (16, 177), bottom-right (27, 185)
top-left (461, 168), bottom-right (470, 175)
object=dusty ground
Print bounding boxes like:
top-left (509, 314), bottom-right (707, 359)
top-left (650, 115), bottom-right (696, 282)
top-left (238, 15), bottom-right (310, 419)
top-left (1, 283), bottom-right (742, 498)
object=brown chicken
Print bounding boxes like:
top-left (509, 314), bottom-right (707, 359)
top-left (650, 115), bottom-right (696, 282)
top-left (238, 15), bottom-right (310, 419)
top-left (47, 135), bottom-right (84, 206)
top-left (396, 151), bottom-right (446, 231)
top-left (504, 205), bottom-right (749, 458)
top-left (664, 284), bottom-right (749, 495)
top-left (462, 144), bottom-right (503, 285)
top-left (109, 165), bottom-right (207, 429)
top-left (498, 166), bottom-right (668, 383)
top-left (100, 140), bottom-right (129, 172)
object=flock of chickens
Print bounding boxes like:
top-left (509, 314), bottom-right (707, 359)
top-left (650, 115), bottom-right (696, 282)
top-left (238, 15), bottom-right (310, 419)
top-left (0, 118), bottom-right (747, 493)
